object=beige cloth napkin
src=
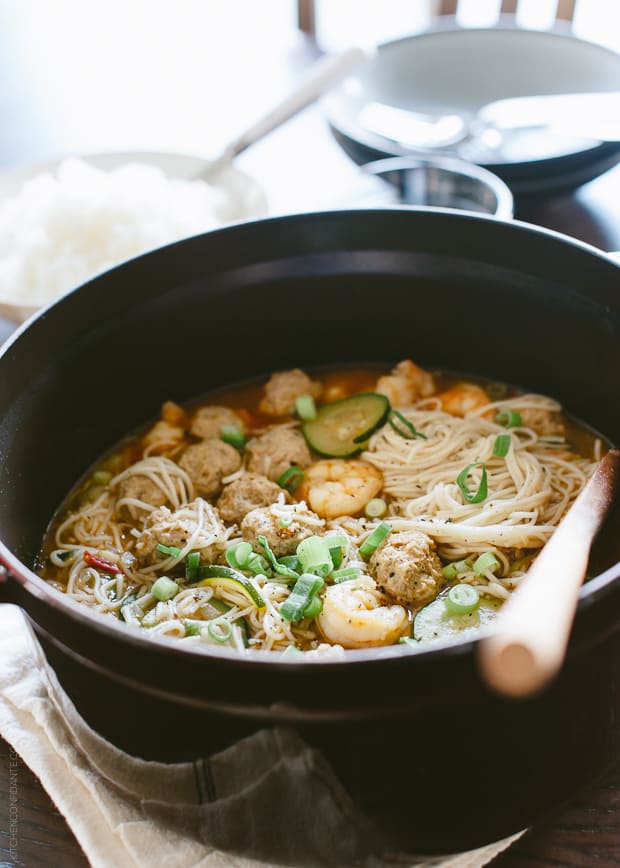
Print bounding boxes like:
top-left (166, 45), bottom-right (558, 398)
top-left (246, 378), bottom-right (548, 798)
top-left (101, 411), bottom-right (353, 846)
top-left (0, 604), bottom-right (524, 868)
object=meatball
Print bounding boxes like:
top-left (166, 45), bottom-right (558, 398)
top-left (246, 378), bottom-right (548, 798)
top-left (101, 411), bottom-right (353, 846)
top-left (375, 360), bottom-right (435, 407)
top-left (135, 498), bottom-right (226, 565)
top-left (241, 503), bottom-right (322, 558)
top-left (178, 440), bottom-right (241, 499)
top-left (259, 369), bottom-right (322, 417)
top-left (246, 426), bottom-right (312, 483)
top-left (520, 407), bottom-right (565, 438)
top-left (217, 473), bottom-right (284, 524)
top-left (116, 474), bottom-right (168, 519)
top-left (189, 405), bottom-right (245, 440)
top-left (370, 530), bottom-right (443, 607)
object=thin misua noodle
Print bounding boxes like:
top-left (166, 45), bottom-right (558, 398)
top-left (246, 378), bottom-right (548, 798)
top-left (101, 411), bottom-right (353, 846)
top-left (37, 361), bottom-right (604, 655)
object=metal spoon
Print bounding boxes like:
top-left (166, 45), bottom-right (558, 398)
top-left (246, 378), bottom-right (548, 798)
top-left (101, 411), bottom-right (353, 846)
top-left (197, 46), bottom-right (370, 182)
top-left (478, 449), bottom-right (620, 699)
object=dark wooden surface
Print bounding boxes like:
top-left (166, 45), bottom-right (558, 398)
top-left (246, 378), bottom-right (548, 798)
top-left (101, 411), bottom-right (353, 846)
top-left (0, 3), bottom-right (619, 866)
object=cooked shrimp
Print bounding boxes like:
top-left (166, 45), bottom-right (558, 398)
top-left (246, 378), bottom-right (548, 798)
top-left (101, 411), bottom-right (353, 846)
top-left (437, 382), bottom-right (489, 417)
top-left (376, 359), bottom-right (435, 407)
top-left (298, 459), bottom-right (383, 519)
top-left (142, 420), bottom-right (185, 456)
top-left (317, 576), bottom-right (408, 648)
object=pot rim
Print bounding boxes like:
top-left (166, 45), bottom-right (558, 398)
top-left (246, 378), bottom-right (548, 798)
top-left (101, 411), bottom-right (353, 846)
top-left (0, 207), bottom-right (619, 668)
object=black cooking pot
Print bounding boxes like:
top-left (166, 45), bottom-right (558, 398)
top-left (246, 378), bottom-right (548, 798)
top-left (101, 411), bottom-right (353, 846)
top-left (0, 209), bottom-right (619, 860)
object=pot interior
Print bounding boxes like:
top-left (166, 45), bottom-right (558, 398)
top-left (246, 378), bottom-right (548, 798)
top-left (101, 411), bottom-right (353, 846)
top-left (0, 208), bottom-right (619, 586)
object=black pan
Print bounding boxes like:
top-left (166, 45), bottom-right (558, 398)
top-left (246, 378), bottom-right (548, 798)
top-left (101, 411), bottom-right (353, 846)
top-left (0, 209), bottom-right (619, 860)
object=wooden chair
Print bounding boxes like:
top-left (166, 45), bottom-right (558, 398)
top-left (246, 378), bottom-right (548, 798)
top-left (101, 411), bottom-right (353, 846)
top-left (297, 0), bottom-right (577, 40)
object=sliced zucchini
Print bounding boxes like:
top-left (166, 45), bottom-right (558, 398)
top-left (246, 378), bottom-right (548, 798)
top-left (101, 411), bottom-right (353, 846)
top-left (303, 393), bottom-right (390, 457)
top-left (195, 565), bottom-right (266, 609)
top-left (413, 594), bottom-right (502, 645)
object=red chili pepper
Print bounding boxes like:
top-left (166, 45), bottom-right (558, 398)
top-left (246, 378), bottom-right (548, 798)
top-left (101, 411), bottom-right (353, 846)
top-left (84, 550), bottom-right (122, 574)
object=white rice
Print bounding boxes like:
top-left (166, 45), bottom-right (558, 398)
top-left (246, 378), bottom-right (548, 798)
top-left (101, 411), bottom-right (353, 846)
top-left (0, 158), bottom-right (236, 307)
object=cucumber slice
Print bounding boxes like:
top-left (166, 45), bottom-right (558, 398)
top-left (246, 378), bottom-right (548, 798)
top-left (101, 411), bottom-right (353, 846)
top-left (195, 565), bottom-right (266, 609)
top-left (303, 393), bottom-right (390, 457)
top-left (413, 594), bottom-right (502, 645)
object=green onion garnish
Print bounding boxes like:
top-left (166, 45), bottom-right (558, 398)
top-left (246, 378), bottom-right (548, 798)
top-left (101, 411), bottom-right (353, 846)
top-left (473, 552), bottom-right (501, 576)
top-left (57, 549), bottom-right (77, 562)
top-left (220, 424), bottom-right (246, 449)
top-left (295, 394), bottom-right (317, 421)
top-left (456, 462), bottom-right (488, 504)
top-left (359, 521), bottom-right (391, 558)
top-left (185, 551), bottom-right (201, 581)
top-left (151, 577), bottom-right (180, 602)
top-left (297, 535), bottom-right (334, 578)
top-left (207, 617), bottom-right (233, 643)
top-left (92, 470), bottom-right (112, 485)
top-left (156, 543), bottom-right (182, 558)
top-left (279, 554), bottom-right (301, 572)
top-left (119, 592), bottom-right (137, 621)
top-left (441, 559), bottom-right (472, 580)
top-left (278, 465), bottom-right (305, 493)
top-left (258, 535), bottom-right (300, 580)
top-left (399, 636), bottom-right (417, 647)
top-left (226, 541), bottom-right (252, 570)
top-left (486, 383), bottom-right (508, 401)
top-left (332, 567), bottom-right (361, 583)
top-left (302, 595), bottom-right (323, 619)
top-left (492, 434), bottom-right (511, 458)
top-left (245, 552), bottom-right (272, 576)
top-left (388, 409), bottom-right (427, 440)
top-left (280, 573), bottom-right (324, 622)
top-left (445, 584), bottom-right (480, 615)
top-left (183, 619), bottom-right (203, 637)
top-left (495, 409), bottom-right (522, 428)
top-left (364, 497), bottom-right (387, 519)
top-left (279, 515), bottom-right (293, 528)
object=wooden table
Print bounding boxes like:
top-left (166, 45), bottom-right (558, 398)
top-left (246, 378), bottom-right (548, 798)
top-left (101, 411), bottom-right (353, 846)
top-left (0, 3), bottom-right (619, 865)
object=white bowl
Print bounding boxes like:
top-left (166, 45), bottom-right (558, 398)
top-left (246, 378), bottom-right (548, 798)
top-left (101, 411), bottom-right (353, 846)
top-left (0, 151), bottom-right (267, 324)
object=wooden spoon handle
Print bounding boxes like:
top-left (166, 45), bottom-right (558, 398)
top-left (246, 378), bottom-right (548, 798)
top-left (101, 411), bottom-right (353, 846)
top-left (478, 449), bottom-right (620, 699)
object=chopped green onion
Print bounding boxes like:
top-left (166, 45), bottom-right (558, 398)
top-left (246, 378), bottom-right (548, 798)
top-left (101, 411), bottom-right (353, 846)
top-left (473, 552), bottom-right (501, 576)
top-left (279, 515), bottom-right (293, 528)
top-left (332, 567), bottom-right (361, 583)
top-left (220, 424), bottom-right (246, 449)
top-left (183, 619), bottom-right (203, 637)
top-left (456, 462), bottom-right (488, 504)
top-left (399, 636), bottom-right (418, 647)
top-left (510, 555), bottom-right (534, 574)
top-left (92, 470), bottom-right (112, 485)
top-left (207, 617), bottom-right (233, 643)
top-left (278, 465), bottom-right (305, 493)
top-left (185, 551), bottom-right (201, 581)
top-left (280, 573), bottom-right (324, 622)
top-left (495, 409), bottom-right (522, 428)
top-left (296, 535), bottom-right (334, 578)
top-left (359, 521), bottom-right (391, 558)
top-left (279, 554), bottom-right (301, 572)
top-left (282, 645), bottom-right (303, 658)
top-left (119, 592), bottom-right (137, 622)
top-left (295, 394), bottom-right (317, 421)
top-left (492, 434), bottom-right (511, 458)
top-left (445, 584), bottom-right (480, 615)
top-left (364, 497), bottom-right (387, 519)
top-left (57, 549), bottom-right (77, 562)
top-left (388, 409), bottom-right (427, 440)
top-left (441, 559), bottom-right (472, 580)
top-left (226, 541), bottom-right (252, 570)
top-left (151, 577), bottom-right (180, 602)
top-left (246, 552), bottom-right (272, 576)
top-left (303, 595), bottom-right (323, 619)
top-left (156, 543), bottom-right (182, 558)
top-left (258, 535), bottom-right (299, 580)
top-left (329, 546), bottom-right (344, 569)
